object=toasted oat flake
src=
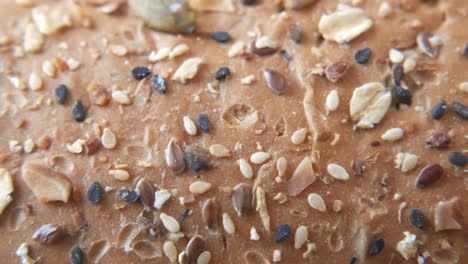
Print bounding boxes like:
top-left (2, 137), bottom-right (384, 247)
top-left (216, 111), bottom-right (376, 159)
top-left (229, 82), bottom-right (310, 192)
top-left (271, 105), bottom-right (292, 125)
top-left (250, 152), bottom-right (271, 164)
top-left (28, 72), bottom-right (43, 91)
top-left (291, 128), bottom-right (307, 145)
top-left (172, 57), bottom-right (203, 84)
top-left (396, 232), bottom-right (418, 260)
top-left (381, 127), bottom-right (404, 141)
top-left (32, 5), bottom-right (72, 35)
top-left (294, 225), bottom-right (308, 249)
top-left (183, 116), bottom-right (197, 136)
top-left (189, 181), bottom-right (212, 194)
top-left (169, 44), bottom-right (190, 59)
top-left (112, 90), bottom-right (132, 105)
top-left (23, 24), bottom-right (44, 53)
top-left (327, 163), bottom-right (349, 180)
top-left (238, 159), bottom-right (254, 179)
top-left (307, 193), bottom-right (326, 212)
top-left (318, 5), bottom-right (373, 43)
top-left (160, 213), bottom-right (180, 233)
top-left (256, 187), bottom-right (270, 232)
top-left (154, 189), bottom-right (172, 210)
top-left (101, 128), bottom-right (117, 149)
top-left (326, 90), bottom-right (339, 111)
top-left (250, 226), bottom-right (260, 240)
top-left (222, 213), bottom-right (235, 234)
top-left (109, 169), bottom-right (130, 181)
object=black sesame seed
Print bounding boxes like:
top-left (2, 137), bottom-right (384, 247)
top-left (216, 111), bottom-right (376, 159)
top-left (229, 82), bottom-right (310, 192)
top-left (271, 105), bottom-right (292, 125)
top-left (55, 84), bottom-right (68, 104)
top-left (179, 208), bottom-right (191, 221)
top-left (274, 224), bottom-right (291, 244)
top-left (211, 31), bottom-right (230, 43)
top-left (72, 100), bottom-right (86, 122)
top-left (118, 189), bottom-right (140, 204)
top-left (215, 67), bottom-right (230, 81)
top-left (409, 209), bottom-right (425, 230)
top-left (150, 75), bottom-right (167, 95)
top-left (448, 152), bottom-right (468, 167)
top-left (280, 49), bottom-right (291, 61)
top-left (431, 99), bottom-right (447, 120)
top-left (354, 48), bottom-right (371, 64)
top-left (241, 0), bottom-right (256, 6)
top-left (368, 238), bottom-right (384, 256)
top-left (392, 64), bottom-right (403, 86)
top-left (394, 85), bottom-right (412, 105)
top-left (131, 67), bottom-right (151, 80)
top-left (87, 182), bottom-right (103, 204)
top-left (452, 101), bottom-right (468, 120)
top-left (196, 114), bottom-right (210, 133)
top-left (464, 43), bottom-right (468, 58)
top-left (70, 246), bottom-right (84, 264)
top-left (349, 256), bottom-right (357, 264)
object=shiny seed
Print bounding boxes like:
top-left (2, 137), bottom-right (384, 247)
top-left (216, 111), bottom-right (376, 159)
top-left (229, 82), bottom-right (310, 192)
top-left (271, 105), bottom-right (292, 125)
top-left (426, 132), bottom-right (450, 148)
top-left (368, 238), bottom-right (385, 256)
top-left (211, 31), bottom-right (230, 43)
top-left (238, 159), bottom-right (254, 179)
top-left (325, 61), bottom-right (349, 83)
top-left (327, 163), bottom-right (350, 180)
top-left (131, 67), bottom-right (151, 80)
top-left (215, 67), bottom-right (230, 81)
top-left (55, 84), bottom-right (68, 104)
top-left (118, 189), bottom-right (139, 204)
top-left (71, 246), bottom-right (84, 264)
top-left (32, 224), bottom-right (65, 244)
top-left (389, 48), bottom-right (405, 64)
top-left (392, 64), bottom-right (403, 86)
top-left (355, 48), bottom-right (371, 64)
top-left (189, 181), bottom-right (212, 194)
top-left (452, 101), bottom-right (468, 120)
top-left (263, 69), bottom-right (287, 94)
top-left (232, 183), bottom-right (252, 217)
top-left (110, 169), bottom-right (130, 181)
top-left (288, 24), bottom-right (302, 44)
top-left (185, 146), bottom-right (213, 171)
top-left (280, 49), bottom-right (291, 61)
top-left (448, 152), bottom-right (467, 167)
top-left (251, 36), bottom-right (279, 56)
top-left (294, 225), bottom-right (308, 249)
top-left (417, 32), bottom-right (439, 58)
top-left (183, 116), bottom-right (197, 135)
top-left (136, 178), bottom-right (155, 209)
top-left (209, 144), bottom-right (231, 158)
top-left (415, 164), bottom-right (443, 188)
top-left (197, 251), bottom-right (211, 264)
top-left (409, 209), bottom-right (425, 230)
top-left (196, 114), bottom-right (210, 133)
top-left (87, 181), bottom-right (103, 204)
top-left (202, 199), bottom-right (217, 229)
top-left (222, 213), bottom-right (235, 234)
top-left (431, 100), bottom-right (447, 120)
top-left (291, 128), bottom-right (307, 145)
top-left (394, 85), bottom-right (412, 105)
top-left (349, 256), bottom-right (357, 264)
top-left (381, 127), bottom-right (404, 141)
top-left (160, 213), bottom-right (180, 233)
top-left (150, 75), bottom-right (167, 95)
top-left (186, 235), bottom-right (206, 263)
top-left (307, 193), bottom-right (326, 212)
top-left (165, 139), bottom-right (186, 173)
top-left (72, 100), bottom-right (86, 122)
top-left (275, 224), bottom-right (291, 244)
top-left (250, 151), bottom-right (271, 164)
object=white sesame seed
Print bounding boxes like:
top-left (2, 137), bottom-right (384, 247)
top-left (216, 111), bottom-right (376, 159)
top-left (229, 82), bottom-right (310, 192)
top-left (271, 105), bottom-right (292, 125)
top-left (307, 193), bottom-right (326, 212)
top-left (291, 128), bottom-right (307, 145)
top-left (250, 226), bottom-right (260, 240)
top-left (160, 213), bottom-right (180, 233)
top-left (250, 152), bottom-right (271, 164)
top-left (183, 116), bottom-right (197, 136)
top-left (241, 74), bottom-right (256, 84)
top-left (294, 225), bottom-right (308, 249)
top-left (23, 139), bottom-right (35, 153)
top-left (189, 181), bottom-right (212, 194)
top-left (209, 144), bottom-right (231, 158)
top-left (403, 57), bottom-right (417, 73)
top-left (276, 157), bottom-right (287, 177)
top-left (389, 48), bottom-right (405, 64)
top-left (101, 128), bottom-right (117, 149)
top-left (109, 169), bottom-right (130, 181)
top-left (28, 72), bottom-right (43, 91)
top-left (112, 90), bottom-right (132, 105)
top-left (272, 249), bottom-right (282, 262)
top-left (163, 241), bottom-right (177, 264)
top-left (222, 213), bottom-right (235, 235)
top-left (197, 251), bottom-right (211, 264)
top-left (42, 60), bottom-right (56, 78)
top-left (238, 158), bottom-right (254, 179)
top-left (149, 48), bottom-right (171, 62)
top-left (381, 127), bottom-right (404, 141)
top-left (327, 163), bottom-right (349, 180)
top-left (169, 44), bottom-right (190, 59)
top-left (326, 89), bottom-right (339, 111)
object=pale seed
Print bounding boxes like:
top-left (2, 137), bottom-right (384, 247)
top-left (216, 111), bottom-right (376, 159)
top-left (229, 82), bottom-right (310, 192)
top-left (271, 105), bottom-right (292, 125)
top-left (169, 44), bottom-right (190, 59)
top-left (163, 241), bottom-right (177, 264)
top-left (276, 157), bottom-right (287, 177)
top-left (327, 163), bottom-right (349, 180)
top-left (250, 226), bottom-right (260, 240)
top-left (250, 152), bottom-right (271, 164)
top-left (291, 128), bottom-right (307, 145)
top-left (326, 90), bottom-right (339, 111)
top-left (112, 90), bottom-right (132, 105)
top-left (209, 144), bottom-right (231, 158)
top-left (272, 249), bottom-right (282, 262)
top-left (307, 193), bottom-right (326, 212)
top-left (197, 251), bottom-right (211, 264)
top-left (183, 116), bottom-right (197, 136)
top-left (101, 128), bottom-right (117, 149)
top-left (389, 48), bottom-right (405, 64)
top-left (160, 213), bottom-right (180, 233)
top-left (189, 181), bottom-right (212, 194)
top-left (28, 72), bottom-right (43, 91)
top-left (42, 60), bottom-right (56, 78)
top-left (294, 225), bottom-right (308, 249)
top-left (238, 159), bottom-right (254, 179)
top-left (381, 127), bottom-right (404, 141)
top-left (109, 169), bottom-right (130, 181)
top-left (222, 213), bottom-right (235, 234)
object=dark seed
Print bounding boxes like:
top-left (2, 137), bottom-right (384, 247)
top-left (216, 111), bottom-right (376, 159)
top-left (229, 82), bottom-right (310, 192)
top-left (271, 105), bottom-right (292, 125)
top-left (240, 0), bottom-right (256, 5)
top-left (55, 84), bottom-right (68, 104)
top-left (392, 64), bottom-right (403, 86)
top-left (288, 24), bottom-right (302, 44)
top-left (464, 43), bottom-right (468, 58)
top-left (87, 181), bottom-right (103, 204)
top-left (186, 235), bottom-right (206, 263)
top-left (184, 146), bottom-right (213, 171)
top-left (426, 132), bottom-right (450, 148)
top-left (452, 101), bottom-right (468, 120)
top-left (350, 256), bottom-right (357, 264)
top-left (431, 99), bottom-right (447, 120)
top-left (32, 224), bottom-right (66, 244)
top-left (368, 238), bottom-right (384, 256)
top-left (202, 199), bottom-right (217, 229)
top-left (131, 67), bottom-right (151, 80)
top-left (417, 32), bottom-right (439, 58)
top-left (118, 189), bottom-right (140, 204)
top-left (72, 100), bottom-right (86, 122)
top-left (215, 67), bottom-right (230, 81)
top-left (211, 31), bottom-right (230, 43)
top-left (280, 50), bottom-right (291, 61)
top-left (409, 209), bottom-right (425, 230)
top-left (275, 224), bottom-right (291, 244)
top-left (263, 68), bottom-right (287, 94)
top-left (448, 152), bottom-right (467, 167)
top-left (136, 178), bottom-right (155, 209)
top-left (196, 114), bottom-right (210, 133)
top-left (325, 61), bottom-right (350, 83)
top-left (71, 246), bottom-right (84, 264)
top-left (179, 208), bottom-right (191, 221)
top-left (354, 48), bottom-right (371, 64)
top-left (370, 140), bottom-right (381, 147)
top-left (150, 75), bottom-right (167, 95)
top-left (394, 85), bottom-right (412, 105)
top-left (250, 41), bottom-right (278, 56)
top-left (415, 163), bottom-right (443, 188)
top-left (353, 159), bottom-right (363, 176)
